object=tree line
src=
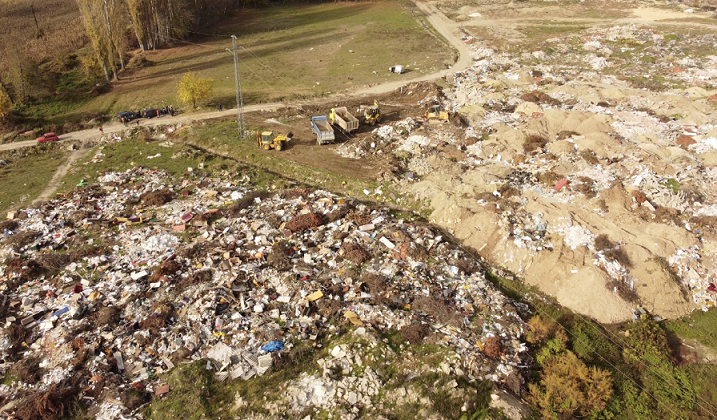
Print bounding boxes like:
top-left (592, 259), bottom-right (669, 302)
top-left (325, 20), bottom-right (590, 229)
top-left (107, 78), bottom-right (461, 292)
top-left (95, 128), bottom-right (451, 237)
top-left (0, 0), bottom-right (239, 117)
top-left (77, 0), bottom-right (238, 84)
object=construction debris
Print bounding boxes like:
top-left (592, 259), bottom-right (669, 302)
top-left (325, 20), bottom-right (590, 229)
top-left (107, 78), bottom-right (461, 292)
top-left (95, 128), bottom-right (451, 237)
top-left (0, 167), bottom-right (527, 419)
top-left (331, 23), bottom-right (717, 324)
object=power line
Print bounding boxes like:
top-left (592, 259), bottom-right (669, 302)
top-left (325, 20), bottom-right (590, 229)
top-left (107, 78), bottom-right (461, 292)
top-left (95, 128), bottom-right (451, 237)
top-left (166, 34), bottom-right (245, 137)
top-left (188, 30), bottom-right (233, 38)
top-left (238, 46), bottom-right (294, 91)
top-left (185, 29), bottom-right (296, 91)
top-left (533, 306), bottom-right (686, 419)
top-left (569, 309), bottom-right (717, 414)
top-left (168, 34), bottom-right (296, 104)
top-left (234, 56), bottom-right (284, 97)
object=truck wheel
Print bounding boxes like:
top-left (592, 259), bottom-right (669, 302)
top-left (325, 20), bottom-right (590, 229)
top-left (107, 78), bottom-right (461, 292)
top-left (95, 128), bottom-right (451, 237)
top-left (263, 144), bottom-right (270, 150)
top-left (370, 119), bottom-right (376, 126)
top-left (275, 144), bottom-right (282, 151)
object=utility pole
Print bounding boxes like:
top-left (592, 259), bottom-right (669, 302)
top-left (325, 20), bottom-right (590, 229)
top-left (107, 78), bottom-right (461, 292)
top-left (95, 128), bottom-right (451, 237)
top-left (230, 35), bottom-right (245, 138)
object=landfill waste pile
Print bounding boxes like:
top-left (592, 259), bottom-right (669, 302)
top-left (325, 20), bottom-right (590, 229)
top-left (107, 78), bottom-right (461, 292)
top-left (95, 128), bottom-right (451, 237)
top-left (0, 168), bottom-right (528, 419)
top-left (335, 20), bottom-right (717, 323)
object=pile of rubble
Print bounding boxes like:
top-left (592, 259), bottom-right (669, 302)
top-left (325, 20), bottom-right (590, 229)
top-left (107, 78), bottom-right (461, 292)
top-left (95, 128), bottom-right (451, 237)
top-left (333, 23), bottom-right (717, 323)
top-left (0, 168), bottom-right (527, 419)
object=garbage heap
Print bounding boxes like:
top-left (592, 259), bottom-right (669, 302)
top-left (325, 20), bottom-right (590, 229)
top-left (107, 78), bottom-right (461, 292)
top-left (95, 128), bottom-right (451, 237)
top-left (0, 167), bottom-right (527, 419)
top-left (335, 25), bottom-right (717, 323)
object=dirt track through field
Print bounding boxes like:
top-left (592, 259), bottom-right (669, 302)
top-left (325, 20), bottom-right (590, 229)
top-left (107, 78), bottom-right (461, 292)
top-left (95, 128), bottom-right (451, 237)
top-left (31, 147), bottom-right (91, 205)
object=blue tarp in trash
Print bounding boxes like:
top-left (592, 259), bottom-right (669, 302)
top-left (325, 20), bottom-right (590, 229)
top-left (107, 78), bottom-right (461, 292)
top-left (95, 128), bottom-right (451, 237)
top-left (261, 341), bottom-right (284, 352)
top-left (52, 306), bottom-right (69, 318)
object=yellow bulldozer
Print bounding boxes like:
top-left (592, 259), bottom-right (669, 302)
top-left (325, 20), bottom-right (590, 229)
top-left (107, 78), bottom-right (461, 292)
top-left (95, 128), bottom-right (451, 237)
top-left (257, 130), bottom-right (292, 151)
top-left (361, 99), bottom-right (382, 126)
top-left (423, 104), bottom-right (450, 124)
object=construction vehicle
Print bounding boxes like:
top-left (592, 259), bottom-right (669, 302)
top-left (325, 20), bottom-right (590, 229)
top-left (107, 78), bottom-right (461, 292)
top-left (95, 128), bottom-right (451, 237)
top-left (311, 116), bottom-right (335, 145)
top-left (329, 107), bottom-right (359, 133)
top-left (360, 100), bottom-right (381, 126)
top-left (423, 104), bottom-right (450, 124)
top-left (257, 130), bottom-right (292, 151)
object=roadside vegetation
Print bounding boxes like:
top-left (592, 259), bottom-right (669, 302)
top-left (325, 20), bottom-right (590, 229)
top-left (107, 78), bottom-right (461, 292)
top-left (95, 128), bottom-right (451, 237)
top-left (522, 300), bottom-right (716, 419)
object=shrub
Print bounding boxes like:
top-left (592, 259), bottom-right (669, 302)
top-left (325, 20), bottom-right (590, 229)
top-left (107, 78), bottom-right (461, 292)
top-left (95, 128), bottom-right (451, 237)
top-left (529, 351), bottom-right (613, 419)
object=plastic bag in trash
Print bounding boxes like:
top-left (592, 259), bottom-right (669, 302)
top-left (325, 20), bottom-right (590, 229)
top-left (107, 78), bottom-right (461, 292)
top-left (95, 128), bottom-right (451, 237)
top-left (261, 341), bottom-right (285, 352)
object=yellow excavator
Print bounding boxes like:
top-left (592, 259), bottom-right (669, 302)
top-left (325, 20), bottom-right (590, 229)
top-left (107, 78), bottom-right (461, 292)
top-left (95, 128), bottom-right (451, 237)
top-left (362, 99), bottom-right (382, 126)
top-left (423, 104), bottom-right (450, 124)
top-left (257, 130), bottom-right (292, 151)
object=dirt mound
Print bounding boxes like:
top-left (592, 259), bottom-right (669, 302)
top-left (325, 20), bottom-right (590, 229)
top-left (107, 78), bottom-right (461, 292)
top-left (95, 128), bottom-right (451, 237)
top-left (399, 323), bottom-right (431, 344)
top-left (8, 355), bottom-right (44, 383)
top-left (285, 213), bottom-right (323, 232)
top-left (16, 383), bottom-right (78, 420)
top-left (520, 90), bottom-right (561, 106)
top-left (35, 252), bottom-right (72, 276)
top-left (140, 189), bottom-right (176, 206)
top-left (0, 219), bottom-right (19, 231)
top-left (223, 191), bottom-right (272, 217)
top-left (347, 210), bottom-right (371, 226)
top-left (140, 302), bottom-right (174, 333)
top-left (483, 336), bottom-right (504, 360)
top-left (95, 306), bottom-right (121, 327)
top-left (341, 243), bottom-right (370, 264)
top-left (281, 188), bottom-right (312, 200)
top-left (2, 230), bottom-right (40, 250)
top-left (267, 241), bottom-right (292, 270)
top-left (411, 296), bottom-right (462, 326)
top-left (176, 268), bottom-right (214, 291)
top-left (149, 258), bottom-right (182, 282)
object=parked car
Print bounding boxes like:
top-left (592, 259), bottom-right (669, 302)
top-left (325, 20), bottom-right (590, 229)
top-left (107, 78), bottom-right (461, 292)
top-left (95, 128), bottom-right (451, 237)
top-left (116, 111), bottom-right (140, 122)
top-left (142, 109), bottom-right (161, 119)
top-left (37, 132), bottom-right (59, 143)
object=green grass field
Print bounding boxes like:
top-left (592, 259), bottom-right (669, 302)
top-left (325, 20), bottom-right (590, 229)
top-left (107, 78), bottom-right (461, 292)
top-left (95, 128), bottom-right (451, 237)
top-left (57, 136), bottom-right (260, 193)
top-left (63, 2), bottom-right (451, 120)
top-left (0, 144), bottom-right (68, 213)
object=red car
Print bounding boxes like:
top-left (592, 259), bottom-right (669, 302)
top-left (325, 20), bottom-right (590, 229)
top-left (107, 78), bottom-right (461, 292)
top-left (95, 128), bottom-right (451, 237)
top-left (37, 132), bottom-right (59, 143)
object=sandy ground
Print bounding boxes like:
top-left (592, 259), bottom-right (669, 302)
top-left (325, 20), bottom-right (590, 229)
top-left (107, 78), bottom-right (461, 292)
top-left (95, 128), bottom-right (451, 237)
top-left (387, 1), bottom-right (717, 323)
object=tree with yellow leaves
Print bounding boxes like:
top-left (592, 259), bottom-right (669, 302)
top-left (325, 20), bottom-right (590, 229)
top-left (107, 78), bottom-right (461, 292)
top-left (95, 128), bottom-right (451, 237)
top-left (76, 0), bottom-right (127, 83)
top-left (177, 72), bottom-right (213, 109)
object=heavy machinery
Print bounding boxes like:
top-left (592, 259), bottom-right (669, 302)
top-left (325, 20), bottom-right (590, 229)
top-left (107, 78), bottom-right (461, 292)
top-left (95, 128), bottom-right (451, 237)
top-left (360, 100), bottom-right (381, 126)
top-left (311, 116), bottom-right (335, 145)
top-left (329, 107), bottom-right (359, 133)
top-left (423, 104), bottom-right (450, 124)
top-left (257, 130), bottom-right (292, 151)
